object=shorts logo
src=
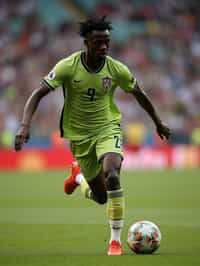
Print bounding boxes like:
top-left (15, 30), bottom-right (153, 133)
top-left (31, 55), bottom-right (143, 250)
top-left (102, 76), bottom-right (112, 91)
top-left (47, 70), bottom-right (56, 80)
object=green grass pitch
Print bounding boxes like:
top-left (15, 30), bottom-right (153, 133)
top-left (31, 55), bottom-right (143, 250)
top-left (0, 169), bottom-right (200, 266)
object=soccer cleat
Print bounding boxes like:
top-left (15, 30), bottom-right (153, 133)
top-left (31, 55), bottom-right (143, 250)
top-left (64, 161), bottom-right (81, 194)
top-left (107, 240), bottom-right (122, 256)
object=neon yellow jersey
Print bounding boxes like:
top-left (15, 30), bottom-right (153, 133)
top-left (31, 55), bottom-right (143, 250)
top-left (42, 51), bottom-right (137, 140)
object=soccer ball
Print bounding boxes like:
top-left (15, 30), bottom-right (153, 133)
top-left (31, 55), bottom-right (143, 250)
top-left (127, 220), bottom-right (161, 254)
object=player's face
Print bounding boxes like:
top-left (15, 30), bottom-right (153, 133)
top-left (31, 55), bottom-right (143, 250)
top-left (86, 30), bottom-right (110, 59)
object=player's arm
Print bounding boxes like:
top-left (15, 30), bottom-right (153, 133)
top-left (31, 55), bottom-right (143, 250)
top-left (132, 82), bottom-right (171, 140)
top-left (14, 83), bottom-right (51, 151)
top-left (15, 58), bottom-right (67, 151)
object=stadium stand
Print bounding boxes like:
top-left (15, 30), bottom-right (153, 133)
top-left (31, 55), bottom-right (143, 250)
top-left (0, 0), bottom-right (200, 148)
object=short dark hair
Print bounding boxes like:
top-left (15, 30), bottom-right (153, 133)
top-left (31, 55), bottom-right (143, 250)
top-left (79, 16), bottom-right (112, 38)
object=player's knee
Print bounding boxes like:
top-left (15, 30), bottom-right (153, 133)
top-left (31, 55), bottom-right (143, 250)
top-left (103, 154), bottom-right (122, 178)
top-left (106, 174), bottom-right (120, 191)
top-left (94, 193), bottom-right (107, 204)
top-left (97, 196), bottom-right (107, 204)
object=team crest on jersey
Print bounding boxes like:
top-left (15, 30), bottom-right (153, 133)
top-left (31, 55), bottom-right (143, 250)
top-left (102, 76), bottom-right (112, 90)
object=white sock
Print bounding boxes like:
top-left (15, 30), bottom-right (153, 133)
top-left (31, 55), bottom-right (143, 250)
top-left (109, 220), bottom-right (124, 244)
top-left (75, 173), bottom-right (84, 184)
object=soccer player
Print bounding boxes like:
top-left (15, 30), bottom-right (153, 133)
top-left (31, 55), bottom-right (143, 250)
top-left (14, 17), bottom-right (170, 255)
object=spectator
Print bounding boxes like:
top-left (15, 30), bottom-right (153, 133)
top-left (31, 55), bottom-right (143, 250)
top-left (0, 0), bottom-right (200, 148)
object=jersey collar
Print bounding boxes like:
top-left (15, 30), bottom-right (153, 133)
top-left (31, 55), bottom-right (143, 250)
top-left (81, 52), bottom-right (105, 73)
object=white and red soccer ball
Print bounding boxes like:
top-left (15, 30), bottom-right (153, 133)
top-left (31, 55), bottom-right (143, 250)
top-left (127, 220), bottom-right (161, 254)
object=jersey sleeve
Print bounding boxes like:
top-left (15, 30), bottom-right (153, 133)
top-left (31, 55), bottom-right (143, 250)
top-left (116, 61), bottom-right (137, 93)
top-left (42, 59), bottom-right (69, 90)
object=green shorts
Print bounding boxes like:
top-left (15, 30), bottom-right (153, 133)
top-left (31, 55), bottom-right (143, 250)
top-left (70, 124), bottom-right (123, 182)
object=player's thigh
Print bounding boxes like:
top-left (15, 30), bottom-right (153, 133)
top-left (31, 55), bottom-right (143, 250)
top-left (96, 125), bottom-right (123, 162)
top-left (77, 155), bottom-right (101, 182)
top-left (71, 140), bottom-right (101, 182)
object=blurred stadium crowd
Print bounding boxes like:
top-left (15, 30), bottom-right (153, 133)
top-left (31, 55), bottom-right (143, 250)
top-left (1, 0), bottom-right (200, 149)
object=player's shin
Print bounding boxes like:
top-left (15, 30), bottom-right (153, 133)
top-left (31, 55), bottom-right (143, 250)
top-left (106, 189), bottom-right (125, 244)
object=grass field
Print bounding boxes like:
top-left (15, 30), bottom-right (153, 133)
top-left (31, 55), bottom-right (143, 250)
top-left (0, 169), bottom-right (200, 266)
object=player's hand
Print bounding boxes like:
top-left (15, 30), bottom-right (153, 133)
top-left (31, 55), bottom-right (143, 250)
top-left (156, 121), bottom-right (171, 140)
top-left (14, 124), bottom-right (30, 151)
